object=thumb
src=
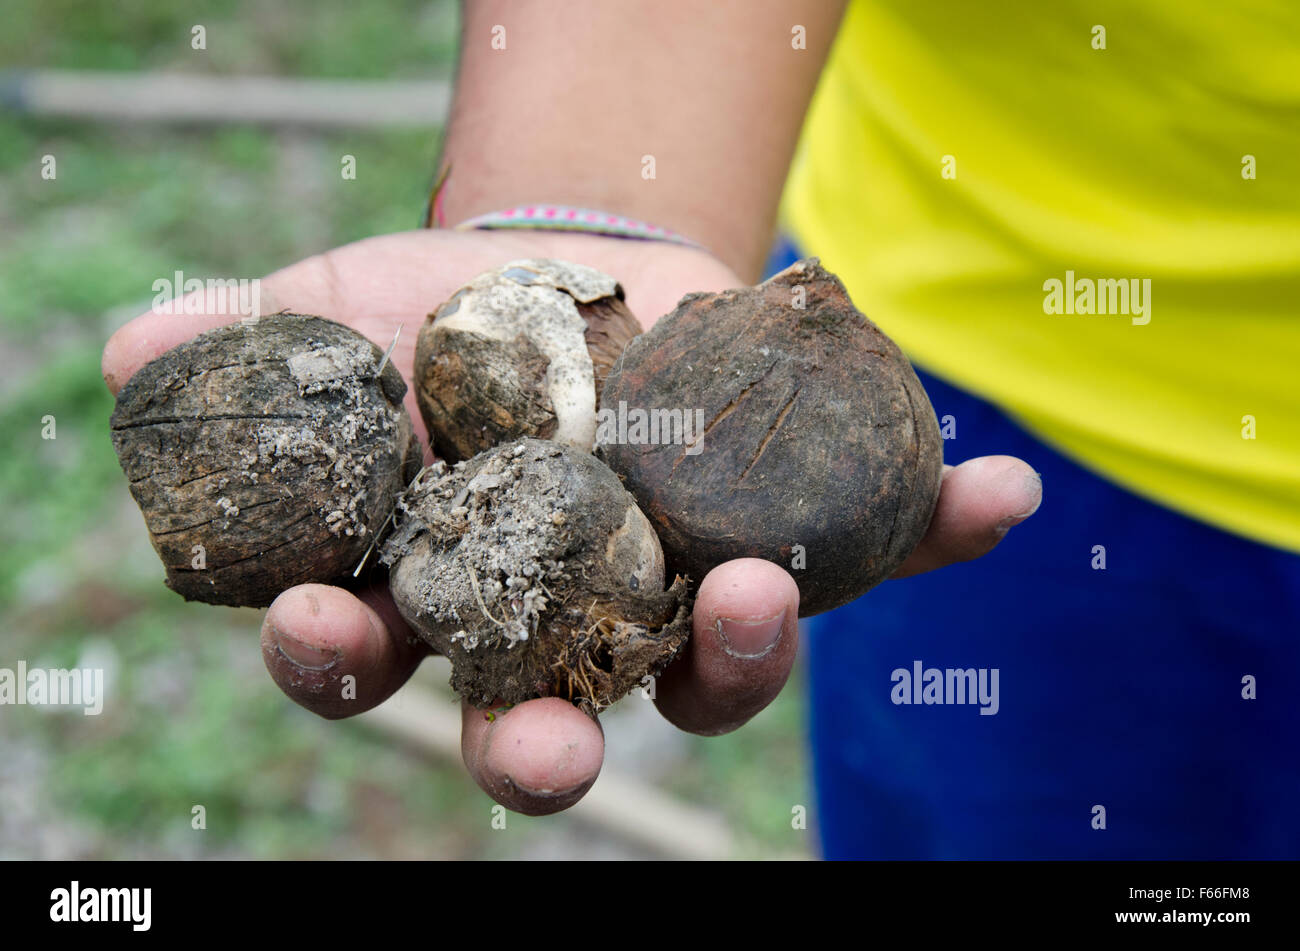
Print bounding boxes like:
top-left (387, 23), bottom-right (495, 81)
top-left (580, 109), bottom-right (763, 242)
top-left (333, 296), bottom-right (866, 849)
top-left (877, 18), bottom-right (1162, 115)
top-left (890, 456), bottom-right (1042, 579)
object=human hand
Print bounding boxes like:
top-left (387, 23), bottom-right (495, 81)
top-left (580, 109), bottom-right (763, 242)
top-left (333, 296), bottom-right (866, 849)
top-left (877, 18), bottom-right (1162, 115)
top-left (103, 228), bottom-right (1040, 814)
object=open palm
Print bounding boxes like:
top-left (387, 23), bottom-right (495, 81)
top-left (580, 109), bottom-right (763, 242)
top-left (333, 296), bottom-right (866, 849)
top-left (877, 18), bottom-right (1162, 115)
top-left (103, 228), bottom-right (1041, 815)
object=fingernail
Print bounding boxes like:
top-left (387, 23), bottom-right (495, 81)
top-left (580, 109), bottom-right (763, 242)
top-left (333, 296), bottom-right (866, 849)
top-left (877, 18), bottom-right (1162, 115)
top-left (996, 471), bottom-right (1043, 534)
top-left (1025, 470), bottom-right (1043, 507)
top-left (716, 608), bottom-right (786, 659)
top-left (274, 629), bottom-right (339, 670)
top-left (505, 776), bottom-right (588, 799)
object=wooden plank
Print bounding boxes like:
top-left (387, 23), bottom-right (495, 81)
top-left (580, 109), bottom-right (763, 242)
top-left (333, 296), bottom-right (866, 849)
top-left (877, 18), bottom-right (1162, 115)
top-left (2, 70), bottom-right (450, 127)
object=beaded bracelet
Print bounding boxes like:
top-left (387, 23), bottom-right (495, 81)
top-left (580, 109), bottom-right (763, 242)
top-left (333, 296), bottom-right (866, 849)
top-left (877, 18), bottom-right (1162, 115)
top-left (423, 165), bottom-right (705, 250)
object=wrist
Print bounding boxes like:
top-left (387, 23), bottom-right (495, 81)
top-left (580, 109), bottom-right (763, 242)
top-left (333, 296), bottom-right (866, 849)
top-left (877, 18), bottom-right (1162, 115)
top-left (443, 198), bottom-right (706, 249)
top-left (432, 149), bottom-right (768, 281)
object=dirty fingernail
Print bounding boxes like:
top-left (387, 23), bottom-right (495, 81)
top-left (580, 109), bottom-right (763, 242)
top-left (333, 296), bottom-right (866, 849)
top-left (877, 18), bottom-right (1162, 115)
top-left (1023, 470), bottom-right (1043, 510)
top-left (274, 630), bottom-right (339, 670)
top-left (505, 775), bottom-right (590, 799)
top-left (716, 608), bottom-right (786, 659)
top-left (996, 472), bottom-right (1043, 535)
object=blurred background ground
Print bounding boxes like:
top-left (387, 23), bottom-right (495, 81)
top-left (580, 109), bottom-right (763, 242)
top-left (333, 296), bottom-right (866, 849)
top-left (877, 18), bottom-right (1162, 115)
top-left (0, 0), bottom-right (814, 859)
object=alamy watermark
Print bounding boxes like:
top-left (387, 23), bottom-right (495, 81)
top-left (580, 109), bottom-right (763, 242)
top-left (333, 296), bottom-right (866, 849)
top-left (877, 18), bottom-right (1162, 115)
top-left (595, 401), bottom-right (706, 456)
top-left (151, 270), bottom-right (262, 318)
top-left (50, 882), bottom-right (150, 931)
top-left (0, 661), bottom-right (104, 715)
top-left (1043, 270), bottom-right (1150, 325)
top-left (890, 660), bottom-right (1000, 715)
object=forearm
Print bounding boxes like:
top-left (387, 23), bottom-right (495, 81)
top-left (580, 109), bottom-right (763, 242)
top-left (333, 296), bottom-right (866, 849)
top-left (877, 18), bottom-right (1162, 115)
top-left (439, 0), bottom-right (845, 280)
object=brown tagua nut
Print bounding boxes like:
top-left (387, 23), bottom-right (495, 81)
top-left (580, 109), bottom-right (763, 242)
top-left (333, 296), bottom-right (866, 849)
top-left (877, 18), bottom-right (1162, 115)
top-left (381, 437), bottom-right (690, 711)
top-left (111, 315), bottom-right (421, 607)
top-left (598, 259), bottom-right (944, 617)
top-left (414, 259), bottom-right (642, 464)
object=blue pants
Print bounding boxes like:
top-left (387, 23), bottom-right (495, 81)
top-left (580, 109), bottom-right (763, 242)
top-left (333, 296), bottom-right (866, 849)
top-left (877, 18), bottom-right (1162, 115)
top-left (804, 366), bottom-right (1300, 859)
top-left (763, 239), bottom-right (1300, 859)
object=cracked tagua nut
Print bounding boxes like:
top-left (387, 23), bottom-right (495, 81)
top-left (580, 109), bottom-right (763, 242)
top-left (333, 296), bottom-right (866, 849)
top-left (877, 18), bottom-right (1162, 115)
top-left (381, 437), bottom-right (690, 711)
top-left (111, 315), bottom-right (421, 607)
top-left (414, 259), bottom-right (643, 463)
top-left (598, 259), bottom-right (944, 617)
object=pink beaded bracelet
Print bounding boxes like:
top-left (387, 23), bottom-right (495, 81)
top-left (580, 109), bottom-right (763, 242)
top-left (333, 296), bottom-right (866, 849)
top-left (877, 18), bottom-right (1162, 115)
top-left (423, 165), bottom-right (705, 250)
top-left (452, 205), bottom-right (704, 249)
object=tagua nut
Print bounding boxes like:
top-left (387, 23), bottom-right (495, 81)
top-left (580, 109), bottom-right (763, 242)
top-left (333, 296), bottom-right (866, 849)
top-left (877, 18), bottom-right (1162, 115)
top-left (111, 315), bottom-right (422, 607)
top-left (414, 259), bottom-right (642, 463)
top-left (598, 258), bottom-right (944, 617)
top-left (381, 437), bottom-right (690, 711)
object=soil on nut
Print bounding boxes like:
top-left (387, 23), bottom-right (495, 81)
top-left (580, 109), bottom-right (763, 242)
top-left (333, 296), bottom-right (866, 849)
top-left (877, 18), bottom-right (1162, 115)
top-left (382, 438), bottom-right (690, 711)
top-left (110, 315), bottom-right (420, 607)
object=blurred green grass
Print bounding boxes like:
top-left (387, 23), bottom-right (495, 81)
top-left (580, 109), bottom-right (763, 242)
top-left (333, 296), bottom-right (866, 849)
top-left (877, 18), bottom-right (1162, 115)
top-left (0, 0), bottom-right (812, 860)
top-left (0, 0), bottom-right (459, 77)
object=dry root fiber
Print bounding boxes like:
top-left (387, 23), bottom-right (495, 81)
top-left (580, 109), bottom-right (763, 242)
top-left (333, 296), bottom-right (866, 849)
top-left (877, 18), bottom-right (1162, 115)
top-left (382, 438), bottom-right (690, 711)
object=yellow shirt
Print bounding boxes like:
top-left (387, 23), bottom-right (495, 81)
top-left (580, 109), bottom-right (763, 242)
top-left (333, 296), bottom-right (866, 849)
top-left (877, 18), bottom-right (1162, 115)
top-left (783, 0), bottom-right (1300, 551)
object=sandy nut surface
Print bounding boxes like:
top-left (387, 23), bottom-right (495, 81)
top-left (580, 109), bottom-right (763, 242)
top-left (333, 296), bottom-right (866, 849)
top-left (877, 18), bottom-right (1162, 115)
top-left (111, 315), bottom-right (420, 607)
top-left (382, 438), bottom-right (690, 710)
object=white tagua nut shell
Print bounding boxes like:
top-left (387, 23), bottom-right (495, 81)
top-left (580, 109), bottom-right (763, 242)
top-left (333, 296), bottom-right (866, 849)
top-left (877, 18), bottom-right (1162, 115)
top-left (414, 259), bottom-right (642, 463)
